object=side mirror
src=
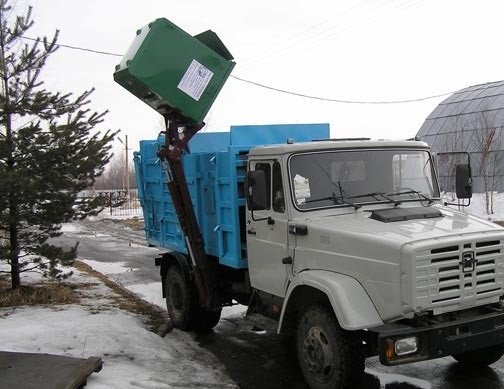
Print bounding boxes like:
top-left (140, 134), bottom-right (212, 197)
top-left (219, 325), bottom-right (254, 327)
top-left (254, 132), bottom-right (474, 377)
top-left (246, 170), bottom-right (268, 211)
top-left (455, 164), bottom-right (472, 199)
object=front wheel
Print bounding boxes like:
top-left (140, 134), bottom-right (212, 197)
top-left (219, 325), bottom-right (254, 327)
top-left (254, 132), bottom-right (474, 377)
top-left (296, 305), bottom-right (364, 389)
top-left (452, 344), bottom-right (504, 367)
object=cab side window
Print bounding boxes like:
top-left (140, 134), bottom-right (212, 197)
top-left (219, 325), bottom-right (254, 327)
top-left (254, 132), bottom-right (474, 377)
top-left (255, 162), bottom-right (271, 210)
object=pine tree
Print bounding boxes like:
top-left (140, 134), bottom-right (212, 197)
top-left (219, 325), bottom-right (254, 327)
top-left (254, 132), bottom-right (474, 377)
top-left (0, 1), bottom-right (117, 289)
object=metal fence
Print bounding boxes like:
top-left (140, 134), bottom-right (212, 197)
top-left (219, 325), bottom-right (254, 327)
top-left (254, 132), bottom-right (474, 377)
top-left (79, 189), bottom-right (143, 217)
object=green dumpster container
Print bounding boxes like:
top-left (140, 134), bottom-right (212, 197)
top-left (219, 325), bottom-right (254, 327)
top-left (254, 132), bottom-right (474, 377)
top-left (114, 18), bottom-right (235, 124)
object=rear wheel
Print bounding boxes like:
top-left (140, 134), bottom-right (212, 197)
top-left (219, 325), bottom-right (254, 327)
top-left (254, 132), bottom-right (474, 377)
top-left (296, 305), bottom-right (364, 389)
top-left (452, 344), bottom-right (504, 367)
top-left (164, 264), bottom-right (222, 332)
top-left (165, 265), bottom-right (194, 330)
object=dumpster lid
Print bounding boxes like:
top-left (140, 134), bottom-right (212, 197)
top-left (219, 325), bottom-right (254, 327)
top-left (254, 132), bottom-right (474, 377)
top-left (194, 30), bottom-right (234, 61)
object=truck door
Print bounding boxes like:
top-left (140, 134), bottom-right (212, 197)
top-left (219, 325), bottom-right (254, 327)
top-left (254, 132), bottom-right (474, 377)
top-left (246, 160), bottom-right (290, 297)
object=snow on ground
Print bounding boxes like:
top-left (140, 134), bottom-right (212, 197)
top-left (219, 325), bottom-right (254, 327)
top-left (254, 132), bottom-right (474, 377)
top-left (444, 192), bottom-right (504, 222)
top-left (464, 192), bottom-right (504, 221)
top-left (364, 369), bottom-right (430, 389)
top-left (126, 282), bottom-right (166, 309)
top-left (123, 282), bottom-right (249, 319)
top-left (0, 268), bottom-right (238, 389)
top-left (93, 209), bottom-right (143, 221)
top-left (81, 259), bottom-right (138, 275)
top-left (82, 264), bottom-right (248, 319)
top-left (222, 303), bottom-right (248, 319)
top-left (60, 223), bottom-right (84, 233)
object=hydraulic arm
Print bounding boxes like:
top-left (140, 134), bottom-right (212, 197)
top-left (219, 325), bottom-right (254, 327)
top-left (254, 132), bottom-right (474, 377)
top-left (157, 112), bottom-right (214, 308)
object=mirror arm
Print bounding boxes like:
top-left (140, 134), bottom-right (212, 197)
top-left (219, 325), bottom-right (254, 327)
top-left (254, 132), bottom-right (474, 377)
top-left (444, 198), bottom-right (471, 207)
top-left (250, 210), bottom-right (273, 223)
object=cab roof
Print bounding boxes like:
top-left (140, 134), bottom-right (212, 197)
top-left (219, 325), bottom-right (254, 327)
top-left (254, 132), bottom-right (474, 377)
top-left (248, 139), bottom-right (430, 156)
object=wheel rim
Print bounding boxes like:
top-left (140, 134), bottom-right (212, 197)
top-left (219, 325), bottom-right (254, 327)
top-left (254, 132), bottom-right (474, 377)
top-left (302, 325), bottom-right (334, 383)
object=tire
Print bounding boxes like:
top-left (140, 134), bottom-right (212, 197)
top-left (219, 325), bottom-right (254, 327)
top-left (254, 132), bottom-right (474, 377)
top-left (193, 307), bottom-right (222, 333)
top-left (452, 344), bottom-right (504, 367)
top-left (165, 265), bottom-right (195, 330)
top-left (296, 305), bottom-right (364, 389)
top-left (165, 264), bottom-right (222, 332)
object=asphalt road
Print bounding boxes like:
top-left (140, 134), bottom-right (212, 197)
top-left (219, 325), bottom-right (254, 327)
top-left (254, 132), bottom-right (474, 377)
top-left (54, 218), bottom-right (504, 389)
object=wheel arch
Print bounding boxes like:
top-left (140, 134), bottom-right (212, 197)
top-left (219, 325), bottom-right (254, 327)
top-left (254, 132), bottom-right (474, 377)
top-left (278, 270), bottom-right (383, 332)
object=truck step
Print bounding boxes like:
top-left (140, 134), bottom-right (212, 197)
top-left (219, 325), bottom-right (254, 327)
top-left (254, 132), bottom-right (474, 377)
top-left (244, 313), bottom-right (279, 333)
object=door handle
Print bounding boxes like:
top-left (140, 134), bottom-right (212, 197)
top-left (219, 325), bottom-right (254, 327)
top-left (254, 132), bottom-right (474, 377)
top-left (282, 256), bottom-right (293, 264)
top-left (247, 229), bottom-right (256, 235)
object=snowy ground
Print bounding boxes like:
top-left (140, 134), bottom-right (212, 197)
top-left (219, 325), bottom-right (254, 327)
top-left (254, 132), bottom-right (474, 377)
top-left (77, 257), bottom-right (246, 318)
top-left (444, 191), bottom-right (504, 222)
top-left (0, 266), bottom-right (240, 388)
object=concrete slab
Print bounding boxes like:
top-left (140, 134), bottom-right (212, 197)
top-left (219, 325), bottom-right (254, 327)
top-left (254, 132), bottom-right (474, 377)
top-left (0, 351), bottom-right (102, 389)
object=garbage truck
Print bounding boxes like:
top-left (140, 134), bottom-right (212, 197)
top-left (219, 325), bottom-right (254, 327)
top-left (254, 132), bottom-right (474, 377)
top-left (116, 17), bottom-right (504, 389)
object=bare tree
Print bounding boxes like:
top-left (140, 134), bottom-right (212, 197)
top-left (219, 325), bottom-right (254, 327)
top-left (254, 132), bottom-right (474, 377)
top-left (94, 153), bottom-right (136, 190)
top-left (472, 109), bottom-right (502, 214)
top-left (489, 145), bottom-right (503, 214)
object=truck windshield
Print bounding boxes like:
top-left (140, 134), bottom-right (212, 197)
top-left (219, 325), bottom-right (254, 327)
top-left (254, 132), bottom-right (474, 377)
top-left (289, 149), bottom-right (440, 210)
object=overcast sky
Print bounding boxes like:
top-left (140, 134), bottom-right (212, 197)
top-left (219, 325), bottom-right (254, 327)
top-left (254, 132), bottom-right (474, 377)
top-left (15, 0), bottom-right (504, 155)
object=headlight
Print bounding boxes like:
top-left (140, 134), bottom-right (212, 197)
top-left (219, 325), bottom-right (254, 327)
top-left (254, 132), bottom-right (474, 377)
top-left (394, 336), bottom-right (418, 356)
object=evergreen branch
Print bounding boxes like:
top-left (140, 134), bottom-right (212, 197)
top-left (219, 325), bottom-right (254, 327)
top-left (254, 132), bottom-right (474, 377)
top-left (0, 1), bottom-right (114, 288)
top-left (17, 262), bottom-right (46, 273)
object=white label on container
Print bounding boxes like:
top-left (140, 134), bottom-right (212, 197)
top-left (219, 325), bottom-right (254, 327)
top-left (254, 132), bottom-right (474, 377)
top-left (177, 59), bottom-right (214, 101)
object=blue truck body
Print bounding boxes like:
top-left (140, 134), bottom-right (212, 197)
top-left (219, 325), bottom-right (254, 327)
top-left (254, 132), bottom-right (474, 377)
top-left (133, 123), bottom-right (330, 269)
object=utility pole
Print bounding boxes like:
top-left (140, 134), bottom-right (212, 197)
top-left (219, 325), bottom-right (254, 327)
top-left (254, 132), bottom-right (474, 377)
top-left (118, 134), bottom-right (130, 198)
top-left (125, 134), bottom-right (130, 198)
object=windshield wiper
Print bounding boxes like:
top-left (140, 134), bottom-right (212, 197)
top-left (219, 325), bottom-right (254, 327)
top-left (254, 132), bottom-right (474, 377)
top-left (303, 192), bottom-right (361, 210)
top-left (386, 189), bottom-right (434, 205)
top-left (348, 192), bottom-right (401, 206)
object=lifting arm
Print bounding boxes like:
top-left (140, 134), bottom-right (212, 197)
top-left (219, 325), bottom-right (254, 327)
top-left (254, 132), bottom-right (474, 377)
top-left (156, 111), bottom-right (214, 308)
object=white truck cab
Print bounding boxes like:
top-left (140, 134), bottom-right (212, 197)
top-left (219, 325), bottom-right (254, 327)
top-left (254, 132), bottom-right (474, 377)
top-left (246, 139), bottom-right (504, 389)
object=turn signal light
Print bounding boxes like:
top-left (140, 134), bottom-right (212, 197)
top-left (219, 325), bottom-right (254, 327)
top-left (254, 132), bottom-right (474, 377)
top-left (385, 339), bottom-right (395, 360)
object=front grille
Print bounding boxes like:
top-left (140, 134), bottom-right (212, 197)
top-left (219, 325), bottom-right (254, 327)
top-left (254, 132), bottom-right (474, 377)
top-left (413, 237), bottom-right (504, 314)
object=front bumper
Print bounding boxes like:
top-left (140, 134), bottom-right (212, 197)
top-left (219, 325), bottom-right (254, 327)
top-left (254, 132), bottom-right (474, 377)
top-left (372, 310), bottom-right (504, 366)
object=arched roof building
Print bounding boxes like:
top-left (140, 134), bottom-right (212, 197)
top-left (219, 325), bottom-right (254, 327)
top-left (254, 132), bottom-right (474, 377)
top-left (417, 80), bottom-right (504, 193)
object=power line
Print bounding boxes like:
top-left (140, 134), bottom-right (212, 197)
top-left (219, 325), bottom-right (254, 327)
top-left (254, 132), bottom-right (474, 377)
top-left (19, 35), bottom-right (455, 104)
top-left (229, 75), bottom-right (455, 104)
top-left (21, 35), bottom-right (122, 57)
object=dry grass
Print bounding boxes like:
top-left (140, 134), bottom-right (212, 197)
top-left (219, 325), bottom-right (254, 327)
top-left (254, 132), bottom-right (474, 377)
top-left (0, 277), bottom-right (77, 307)
top-left (73, 260), bottom-right (169, 334)
top-left (0, 260), bottom-right (170, 336)
top-left (111, 217), bottom-right (144, 231)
